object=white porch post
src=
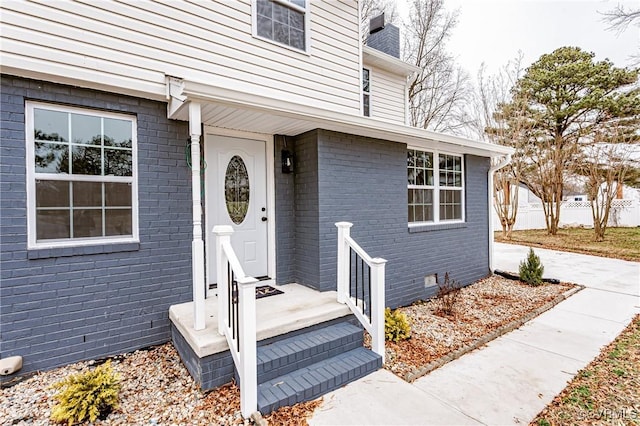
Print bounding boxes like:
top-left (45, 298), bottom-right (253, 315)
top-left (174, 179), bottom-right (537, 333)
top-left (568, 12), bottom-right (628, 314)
top-left (370, 257), bottom-right (387, 364)
top-left (335, 222), bottom-right (352, 304)
top-left (213, 225), bottom-right (233, 335)
top-left (190, 102), bottom-right (206, 331)
top-left (238, 276), bottom-right (259, 417)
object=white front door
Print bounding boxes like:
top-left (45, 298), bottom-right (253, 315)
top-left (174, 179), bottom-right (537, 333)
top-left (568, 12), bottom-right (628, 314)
top-left (206, 135), bottom-right (269, 284)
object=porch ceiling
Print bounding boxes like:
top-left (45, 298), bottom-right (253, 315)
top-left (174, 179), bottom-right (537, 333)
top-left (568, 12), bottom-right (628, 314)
top-left (200, 102), bottom-right (318, 136)
top-left (168, 78), bottom-right (514, 158)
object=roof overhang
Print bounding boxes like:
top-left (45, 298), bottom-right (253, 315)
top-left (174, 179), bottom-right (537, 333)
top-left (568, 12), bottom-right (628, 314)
top-left (362, 46), bottom-right (421, 76)
top-left (168, 78), bottom-right (513, 158)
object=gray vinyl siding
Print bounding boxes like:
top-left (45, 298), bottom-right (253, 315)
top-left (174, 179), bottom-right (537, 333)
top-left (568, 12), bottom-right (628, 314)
top-left (0, 75), bottom-right (193, 379)
top-left (284, 129), bottom-right (490, 308)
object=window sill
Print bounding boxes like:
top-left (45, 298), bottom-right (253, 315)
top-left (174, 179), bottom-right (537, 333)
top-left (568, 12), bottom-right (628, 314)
top-left (27, 242), bottom-right (140, 259)
top-left (252, 34), bottom-right (310, 56)
top-left (408, 222), bottom-right (467, 233)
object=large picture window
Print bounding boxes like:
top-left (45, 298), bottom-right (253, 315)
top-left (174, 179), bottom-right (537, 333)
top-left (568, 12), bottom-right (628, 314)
top-left (408, 149), bottom-right (464, 224)
top-left (26, 102), bottom-right (138, 248)
top-left (255, 0), bottom-right (308, 51)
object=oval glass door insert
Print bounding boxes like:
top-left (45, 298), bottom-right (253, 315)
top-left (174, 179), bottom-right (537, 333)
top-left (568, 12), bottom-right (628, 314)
top-left (225, 155), bottom-right (250, 224)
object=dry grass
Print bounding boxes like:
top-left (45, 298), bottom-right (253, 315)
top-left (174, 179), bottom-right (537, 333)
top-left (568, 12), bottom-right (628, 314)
top-left (383, 275), bottom-right (575, 379)
top-left (496, 227), bottom-right (640, 262)
top-left (531, 315), bottom-right (640, 426)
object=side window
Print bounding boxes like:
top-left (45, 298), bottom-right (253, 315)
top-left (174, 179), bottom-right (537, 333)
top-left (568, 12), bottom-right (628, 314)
top-left (408, 149), bottom-right (464, 224)
top-left (255, 0), bottom-right (308, 52)
top-left (438, 153), bottom-right (464, 221)
top-left (363, 68), bottom-right (371, 117)
top-left (26, 102), bottom-right (138, 248)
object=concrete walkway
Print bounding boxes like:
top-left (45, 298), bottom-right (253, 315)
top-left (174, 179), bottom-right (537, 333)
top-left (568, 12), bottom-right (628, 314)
top-left (309, 243), bottom-right (639, 425)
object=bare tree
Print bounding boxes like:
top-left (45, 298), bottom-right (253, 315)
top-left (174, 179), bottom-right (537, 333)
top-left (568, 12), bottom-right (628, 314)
top-left (475, 55), bottom-right (532, 238)
top-left (602, 4), bottom-right (640, 32)
top-left (404, 0), bottom-right (473, 134)
top-left (602, 4), bottom-right (640, 66)
top-left (577, 119), bottom-right (637, 241)
top-left (360, 0), bottom-right (397, 42)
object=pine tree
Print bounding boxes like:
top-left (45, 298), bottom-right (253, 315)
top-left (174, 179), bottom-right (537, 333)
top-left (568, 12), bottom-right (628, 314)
top-left (519, 248), bottom-right (544, 286)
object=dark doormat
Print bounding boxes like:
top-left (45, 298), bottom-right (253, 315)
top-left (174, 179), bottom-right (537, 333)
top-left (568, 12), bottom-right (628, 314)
top-left (255, 285), bottom-right (284, 299)
top-left (209, 282), bottom-right (283, 299)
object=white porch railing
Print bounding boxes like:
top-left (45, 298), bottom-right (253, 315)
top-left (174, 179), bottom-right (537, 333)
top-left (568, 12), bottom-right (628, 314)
top-left (335, 222), bottom-right (387, 364)
top-left (213, 225), bottom-right (258, 418)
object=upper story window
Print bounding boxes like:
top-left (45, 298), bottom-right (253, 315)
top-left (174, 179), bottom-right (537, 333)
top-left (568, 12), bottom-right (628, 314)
top-left (255, 0), bottom-right (308, 52)
top-left (408, 149), bottom-right (464, 224)
top-left (362, 68), bottom-right (371, 117)
top-left (26, 102), bottom-right (138, 249)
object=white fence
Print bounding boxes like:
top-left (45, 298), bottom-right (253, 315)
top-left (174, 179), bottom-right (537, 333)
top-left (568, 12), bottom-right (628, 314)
top-left (493, 199), bottom-right (640, 231)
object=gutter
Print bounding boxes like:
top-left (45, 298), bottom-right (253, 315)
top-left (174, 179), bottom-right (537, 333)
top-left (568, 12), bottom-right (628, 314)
top-left (178, 80), bottom-right (514, 157)
top-left (488, 154), bottom-right (512, 272)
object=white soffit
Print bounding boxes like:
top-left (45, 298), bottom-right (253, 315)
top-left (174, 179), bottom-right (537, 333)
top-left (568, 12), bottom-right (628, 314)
top-left (362, 46), bottom-right (420, 76)
top-left (169, 79), bottom-right (513, 158)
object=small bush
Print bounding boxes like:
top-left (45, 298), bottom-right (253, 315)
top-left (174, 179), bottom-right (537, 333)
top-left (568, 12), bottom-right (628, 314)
top-left (435, 272), bottom-right (461, 317)
top-left (385, 307), bottom-right (411, 342)
top-left (50, 360), bottom-right (120, 425)
top-left (519, 247), bottom-right (544, 286)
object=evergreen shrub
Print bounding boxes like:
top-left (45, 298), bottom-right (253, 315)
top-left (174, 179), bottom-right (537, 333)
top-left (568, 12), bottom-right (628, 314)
top-left (50, 360), bottom-right (120, 425)
top-left (519, 247), bottom-right (545, 286)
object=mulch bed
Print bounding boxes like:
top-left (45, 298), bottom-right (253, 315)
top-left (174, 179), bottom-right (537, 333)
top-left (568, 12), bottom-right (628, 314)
top-left (382, 275), bottom-right (579, 381)
top-left (531, 315), bottom-right (640, 426)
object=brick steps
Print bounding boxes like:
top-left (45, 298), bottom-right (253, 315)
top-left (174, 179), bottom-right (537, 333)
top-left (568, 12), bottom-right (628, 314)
top-left (254, 322), bottom-right (382, 414)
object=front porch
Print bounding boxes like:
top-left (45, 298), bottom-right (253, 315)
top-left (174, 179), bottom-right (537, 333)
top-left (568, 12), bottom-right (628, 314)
top-left (170, 223), bottom-right (387, 415)
top-left (169, 282), bottom-right (384, 414)
top-left (169, 283), bottom-right (351, 360)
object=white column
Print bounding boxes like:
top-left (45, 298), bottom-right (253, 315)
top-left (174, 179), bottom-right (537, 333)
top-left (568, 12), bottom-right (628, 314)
top-left (190, 102), bottom-right (206, 331)
top-left (335, 222), bottom-right (353, 304)
top-left (370, 257), bottom-right (387, 364)
top-left (213, 225), bottom-right (234, 336)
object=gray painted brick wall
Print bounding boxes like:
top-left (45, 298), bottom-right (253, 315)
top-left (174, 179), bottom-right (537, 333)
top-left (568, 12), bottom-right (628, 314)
top-left (314, 130), bottom-right (490, 308)
top-left (274, 136), bottom-right (295, 284)
top-left (292, 131), bottom-right (320, 288)
top-left (0, 75), bottom-right (193, 378)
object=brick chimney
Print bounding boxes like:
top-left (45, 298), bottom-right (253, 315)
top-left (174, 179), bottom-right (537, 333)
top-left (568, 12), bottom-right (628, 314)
top-left (366, 13), bottom-right (400, 59)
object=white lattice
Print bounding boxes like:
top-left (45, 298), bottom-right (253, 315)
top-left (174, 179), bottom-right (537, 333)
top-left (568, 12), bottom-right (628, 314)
top-left (563, 201), bottom-right (592, 209)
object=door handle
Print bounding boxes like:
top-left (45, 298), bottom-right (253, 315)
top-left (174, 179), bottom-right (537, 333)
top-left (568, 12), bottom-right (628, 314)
top-left (261, 217), bottom-right (268, 222)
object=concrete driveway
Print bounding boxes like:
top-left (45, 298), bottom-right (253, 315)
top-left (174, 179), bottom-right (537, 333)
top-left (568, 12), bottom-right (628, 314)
top-left (309, 243), bottom-right (639, 425)
top-left (494, 242), bottom-right (639, 296)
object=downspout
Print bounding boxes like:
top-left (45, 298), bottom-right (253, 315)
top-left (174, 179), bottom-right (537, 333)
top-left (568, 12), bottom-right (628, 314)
top-left (488, 154), bottom-right (512, 272)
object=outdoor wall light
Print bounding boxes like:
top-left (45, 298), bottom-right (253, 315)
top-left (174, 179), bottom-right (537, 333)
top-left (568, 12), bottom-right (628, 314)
top-left (281, 149), bottom-right (294, 174)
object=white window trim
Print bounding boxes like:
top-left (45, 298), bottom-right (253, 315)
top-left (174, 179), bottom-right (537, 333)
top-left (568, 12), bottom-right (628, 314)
top-left (25, 101), bottom-right (139, 250)
top-left (362, 67), bottom-right (371, 117)
top-left (407, 148), bottom-right (465, 226)
top-left (251, 0), bottom-right (311, 56)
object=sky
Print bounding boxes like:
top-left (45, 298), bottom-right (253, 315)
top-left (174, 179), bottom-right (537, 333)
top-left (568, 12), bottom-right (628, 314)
top-left (398, 0), bottom-right (639, 77)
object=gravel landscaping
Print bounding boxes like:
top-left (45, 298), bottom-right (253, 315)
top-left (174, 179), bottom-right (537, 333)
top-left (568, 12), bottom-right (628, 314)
top-left (1, 275), bottom-right (577, 425)
top-left (383, 275), bottom-right (577, 381)
top-left (1, 344), bottom-right (240, 425)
